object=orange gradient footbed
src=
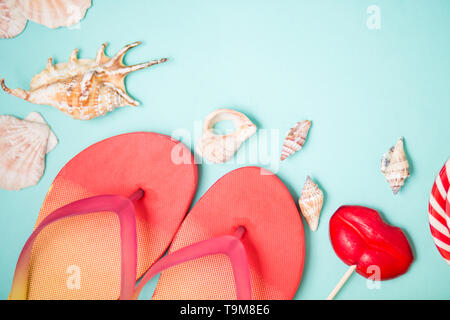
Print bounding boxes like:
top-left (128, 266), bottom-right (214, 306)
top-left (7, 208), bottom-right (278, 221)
top-left (152, 167), bottom-right (305, 300)
top-left (25, 132), bottom-right (197, 299)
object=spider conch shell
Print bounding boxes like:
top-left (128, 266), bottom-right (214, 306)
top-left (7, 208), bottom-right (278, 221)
top-left (196, 109), bottom-right (257, 163)
top-left (16, 0), bottom-right (91, 29)
top-left (0, 0), bottom-right (27, 38)
top-left (1, 42), bottom-right (168, 120)
top-left (381, 137), bottom-right (410, 194)
top-left (0, 112), bottom-right (57, 191)
top-left (298, 176), bottom-right (324, 232)
top-left (280, 120), bottom-right (311, 161)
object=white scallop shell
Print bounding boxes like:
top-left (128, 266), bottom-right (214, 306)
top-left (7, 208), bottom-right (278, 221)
top-left (0, 112), bottom-right (57, 190)
top-left (381, 137), bottom-right (410, 194)
top-left (196, 109), bottom-right (257, 164)
top-left (24, 111), bottom-right (58, 153)
top-left (17, 0), bottom-right (91, 29)
top-left (0, 0), bottom-right (27, 39)
top-left (298, 176), bottom-right (324, 232)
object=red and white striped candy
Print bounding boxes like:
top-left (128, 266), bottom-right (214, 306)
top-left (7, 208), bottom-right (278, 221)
top-left (428, 159), bottom-right (450, 265)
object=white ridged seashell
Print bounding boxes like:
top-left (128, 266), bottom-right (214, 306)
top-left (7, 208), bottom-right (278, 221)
top-left (196, 109), bottom-right (257, 164)
top-left (298, 176), bottom-right (324, 232)
top-left (24, 111), bottom-right (58, 153)
top-left (280, 120), bottom-right (311, 161)
top-left (0, 112), bottom-right (57, 190)
top-left (17, 0), bottom-right (91, 29)
top-left (0, 0), bottom-right (27, 39)
top-left (381, 137), bottom-right (410, 194)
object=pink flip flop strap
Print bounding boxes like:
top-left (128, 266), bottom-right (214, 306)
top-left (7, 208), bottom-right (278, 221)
top-left (134, 226), bottom-right (252, 300)
top-left (9, 191), bottom-right (143, 300)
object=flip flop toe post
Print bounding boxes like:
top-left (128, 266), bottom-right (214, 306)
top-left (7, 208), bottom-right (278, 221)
top-left (137, 167), bottom-right (305, 300)
top-left (10, 132), bottom-right (197, 300)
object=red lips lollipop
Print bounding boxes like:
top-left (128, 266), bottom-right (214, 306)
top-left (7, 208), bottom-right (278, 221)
top-left (327, 205), bottom-right (414, 299)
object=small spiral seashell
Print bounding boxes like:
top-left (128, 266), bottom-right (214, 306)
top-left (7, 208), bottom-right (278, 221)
top-left (280, 120), bottom-right (311, 161)
top-left (298, 176), bottom-right (324, 232)
top-left (381, 137), bottom-right (410, 194)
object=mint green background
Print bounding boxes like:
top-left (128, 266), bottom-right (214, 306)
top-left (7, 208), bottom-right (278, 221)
top-left (0, 0), bottom-right (449, 300)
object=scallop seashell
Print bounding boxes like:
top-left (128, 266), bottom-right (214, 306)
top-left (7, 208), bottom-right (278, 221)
top-left (0, 112), bottom-right (57, 190)
top-left (25, 111), bottom-right (58, 153)
top-left (381, 137), bottom-right (410, 194)
top-left (17, 0), bottom-right (91, 29)
top-left (280, 120), bottom-right (311, 161)
top-left (0, 0), bottom-right (27, 39)
top-left (1, 42), bottom-right (168, 120)
top-left (298, 176), bottom-right (324, 232)
top-left (196, 109), bottom-right (257, 163)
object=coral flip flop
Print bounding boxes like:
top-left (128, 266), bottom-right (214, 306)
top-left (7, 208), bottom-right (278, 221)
top-left (9, 132), bottom-right (197, 300)
top-left (134, 167), bottom-right (305, 300)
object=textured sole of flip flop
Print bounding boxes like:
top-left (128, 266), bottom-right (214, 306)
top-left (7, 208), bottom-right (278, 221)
top-left (153, 166), bottom-right (305, 300)
top-left (26, 132), bottom-right (197, 299)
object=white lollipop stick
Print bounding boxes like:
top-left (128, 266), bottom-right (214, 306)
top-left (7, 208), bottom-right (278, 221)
top-left (326, 265), bottom-right (357, 300)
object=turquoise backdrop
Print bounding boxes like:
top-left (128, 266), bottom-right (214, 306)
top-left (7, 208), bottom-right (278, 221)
top-left (0, 0), bottom-right (449, 300)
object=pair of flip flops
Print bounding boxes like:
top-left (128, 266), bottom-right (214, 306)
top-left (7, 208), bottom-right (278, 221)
top-left (9, 132), bottom-right (305, 300)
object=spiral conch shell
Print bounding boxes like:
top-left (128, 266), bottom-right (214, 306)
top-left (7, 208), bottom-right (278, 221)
top-left (16, 0), bottom-right (91, 29)
top-left (298, 176), bottom-right (324, 232)
top-left (0, 112), bottom-right (57, 191)
top-left (1, 42), bottom-right (168, 120)
top-left (196, 109), bottom-right (257, 163)
top-left (280, 120), bottom-right (311, 161)
top-left (0, 0), bottom-right (27, 38)
top-left (381, 137), bottom-right (410, 194)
